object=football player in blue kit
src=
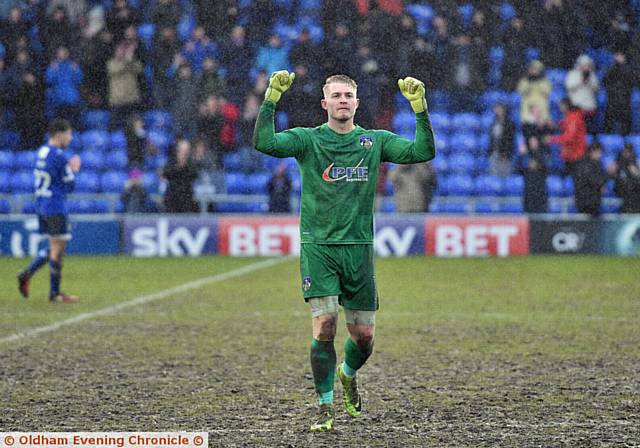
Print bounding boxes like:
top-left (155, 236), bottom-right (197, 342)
top-left (18, 119), bottom-right (82, 303)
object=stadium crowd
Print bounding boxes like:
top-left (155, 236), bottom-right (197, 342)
top-left (1, 0), bottom-right (640, 215)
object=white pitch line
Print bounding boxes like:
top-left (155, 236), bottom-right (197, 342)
top-left (1, 257), bottom-right (291, 346)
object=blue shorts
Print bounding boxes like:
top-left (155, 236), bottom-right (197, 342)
top-left (38, 215), bottom-right (72, 240)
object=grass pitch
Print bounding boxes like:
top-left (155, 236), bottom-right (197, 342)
top-left (1, 256), bottom-right (639, 447)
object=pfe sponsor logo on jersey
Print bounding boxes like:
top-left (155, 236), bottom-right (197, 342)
top-left (302, 276), bottom-right (312, 291)
top-left (322, 158), bottom-right (369, 183)
top-left (359, 135), bottom-right (374, 150)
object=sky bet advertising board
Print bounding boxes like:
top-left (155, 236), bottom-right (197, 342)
top-left (216, 215), bottom-right (426, 257)
top-left (425, 217), bottom-right (530, 257)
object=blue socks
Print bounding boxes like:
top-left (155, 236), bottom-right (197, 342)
top-left (49, 260), bottom-right (62, 298)
top-left (27, 249), bottom-right (49, 276)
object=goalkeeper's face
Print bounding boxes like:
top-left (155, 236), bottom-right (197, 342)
top-left (321, 83), bottom-right (359, 123)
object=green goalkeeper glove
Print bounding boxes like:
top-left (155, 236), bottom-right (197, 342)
top-left (265, 70), bottom-right (295, 104)
top-left (398, 76), bottom-right (427, 113)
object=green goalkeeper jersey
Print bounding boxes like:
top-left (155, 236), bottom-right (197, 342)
top-left (254, 101), bottom-right (436, 244)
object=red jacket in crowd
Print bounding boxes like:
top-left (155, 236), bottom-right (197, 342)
top-left (549, 108), bottom-right (587, 163)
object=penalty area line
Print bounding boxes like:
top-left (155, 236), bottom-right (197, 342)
top-left (1, 257), bottom-right (291, 346)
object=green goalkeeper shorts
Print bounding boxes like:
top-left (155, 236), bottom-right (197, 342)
top-left (300, 243), bottom-right (378, 312)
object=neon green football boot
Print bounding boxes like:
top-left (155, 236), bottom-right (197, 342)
top-left (337, 364), bottom-right (362, 417)
top-left (310, 404), bottom-right (335, 432)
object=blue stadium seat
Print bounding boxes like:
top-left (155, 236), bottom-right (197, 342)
top-left (452, 113), bottom-right (481, 132)
top-left (0, 171), bottom-right (10, 192)
top-left (105, 150), bottom-right (128, 170)
top-left (392, 111), bottom-right (416, 134)
top-left (600, 202), bottom-right (620, 214)
top-left (479, 90), bottom-right (509, 111)
top-left (429, 113), bottom-right (451, 134)
top-left (449, 133), bottom-right (478, 153)
top-left (110, 130), bottom-right (127, 149)
top-left (0, 199), bottom-right (10, 214)
top-left (394, 91), bottom-right (412, 112)
top-left (546, 68), bottom-right (567, 88)
top-left (525, 47), bottom-right (540, 62)
top-left (380, 200), bottom-right (396, 213)
top-left (448, 153), bottom-right (476, 174)
top-left (144, 110), bottom-right (172, 129)
top-left (68, 199), bottom-right (95, 214)
top-left (93, 199), bottom-right (111, 214)
top-left (138, 23), bottom-right (155, 48)
top-left (474, 174), bottom-right (504, 196)
top-left (0, 150), bottom-right (14, 170)
top-left (216, 201), bottom-right (267, 213)
top-left (475, 202), bottom-right (500, 214)
top-left (101, 171), bottom-right (128, 193)
top-left (499, 3), bottom-right (516, 23)
top-left (446, 174), bottom-right (474, 196)
top-left (11, 171), bottom-right (34, 193)
top-left (299, 0), bottom-right (321, 11)
top-left (428, 90), bottom-right (451, 112)
top-left (80, 150), bottom-right (105, 171)
top-left (223, 151), bottom-right (243, 172)
top-left (22, 200), bottom-right (36, 214)
top-left (597, 134), bottom-right (625, 153)
top-left (626, 134), bottom-right (640, 158)
top-left (504, 175), bottom-right (524, 196)
top-left (405, 3), bottom-right (434, 35)
top-left (475, 134), bottom-right (490, 155)
top-left (145, 155), bottom-right (167, 170)
top-left (562, 176), bottom-right (574, 197)
top-left (499, 203), bottom-right (523, 214)
top-left (82, 110), bottom-right (111, 130)
top-left (432, 154), bottom-right (449, 174)
top-left (115, 200), bottom-right (125, 213)
top-left (489, 47), bottom-right (504, 64)
top-left (147, 129), bottom-right (171, 152)
top-left (143, 171), bottom-right (159, 193)
top-left (474, 157), bottom-right (490, 175)
top-left (457, 3), bottom-right (474, 29)
top-left (435, 134), bottom-right (451, 155)
top-left (440, 203), bottom-right (468, 214)
top-left (80, 130), bottom-right (110, 151)
top-left (276, 111), bottom-right (289, 131)
top-left (74, 171), bottom-right (101, 193)
top-left (14, 151), bottom-right (37, 170)
top-left (547, 175), bottom-right (564, 197)
top-left (246, 174), bottom-right (269, 194)
top-left (225, 172), bottom-right (247, 194)
top-left (480, 111), bottom-right (495, 129)
top-left (177, 14), bottom-right (196, 41)
top-left (383, 179), bottom-right (393, 196)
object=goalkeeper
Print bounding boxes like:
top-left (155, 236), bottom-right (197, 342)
top-left (254, 71), bottom-right (436, 432)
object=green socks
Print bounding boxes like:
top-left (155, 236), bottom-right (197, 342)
top-left (343, 337), bottom-right (373, 375)
top-left (310, 339), bottom-right (336, 405)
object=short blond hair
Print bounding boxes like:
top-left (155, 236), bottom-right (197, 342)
top-left (323, 74), bottom-right (358, 96)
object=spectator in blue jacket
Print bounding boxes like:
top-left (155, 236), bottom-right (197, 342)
top-left (255, 34), bottom-right (289, 77)
top-left (183, 25), bottom-right (217, 73)
top-left (45, 46), bottom-right (83, 125)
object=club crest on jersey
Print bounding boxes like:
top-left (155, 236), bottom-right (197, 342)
top-left (322, 158), bottom-right (369, 183)
top-left (302, 276), bottom-right (312, 291)
top-left (359, 135), bottom-right (374, 150)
